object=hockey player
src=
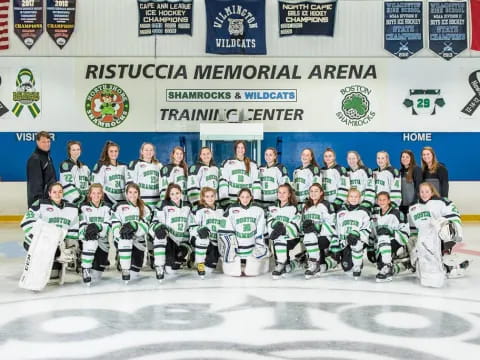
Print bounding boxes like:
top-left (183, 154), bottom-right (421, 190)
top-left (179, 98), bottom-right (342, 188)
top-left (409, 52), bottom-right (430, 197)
top-left (371, 192), bottom-right (410, 282)
top-left (321, 148), bottom-right (349, 207)
top-left (408, 182), bottom-right (468, 287)
top-left (421, 146), bottom-right (449, 198)
top-left (336, 188), bottom-right (372, 279)
top-left (150, 183), bottom-right (194, 280)
top-left (79, 184), bottom-right (113, 285)
top-left (267, 183), bottom-right (301, 279)
top-left (187, 147), bottom-right (220, 205)
top-left (112, 183), bottom-right (152, 283)
top-left (190, 187), bottom-right (225, 277)
top-left (59, 141), bottom-right (90, 206)
top-left (92, 141), bottom-right (127, 206)
top-left (373, 151), bottom-right (402, 207)
top-left (127, 142), bottom-right (163, 206)
top-left (220, 188), bottom-right (269, 276)
top-left (259, 147), bottom-right (290, 208)
top-left (293, 148), bottom-right (322, 204)
top-left (301, 183), bottom-right (338, 279)
top-left (20, 182), bottom-right (79, 285)
top-left (399, 150), bottom-right (422, 216)
top-left (345, 151), bottom-right (375, 208)
top-left (160, 146), bottom-right (188, 202)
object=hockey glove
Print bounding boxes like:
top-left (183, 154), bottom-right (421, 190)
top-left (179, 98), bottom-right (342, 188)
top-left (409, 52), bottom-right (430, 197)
top-left (376, 227), bottom-right (393, 237)
top-left (367, 247), bottom-right (377, 264)
top-left (270, 222), bottom-right (286, 240)
top-left (318, 236), bottom-right (330, 250)
top-left (329, 246), bottom-right (342, 262)
top-left (120, 222), bottom-right (136, 239)
top-left (197, 227), bottom-right (210, 239)
top-left (154, 225), bottom-right (167, 239)
top-left (442, 240), bottom-right (456, 255)
top-left (85, 223), bottom-right (101, 240)
top-left (346, 232), bottom-right (360, 246)
top-left (302, 219), bottom-right (316, 234)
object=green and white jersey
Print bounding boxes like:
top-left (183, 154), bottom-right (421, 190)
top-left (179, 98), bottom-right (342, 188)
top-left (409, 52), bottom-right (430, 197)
top-left (403, 89), bottom-right (445, 115)
top-left (373, 166), bottom-right (402, 207)
top-left (78, 201), bottom-right (112, 241)
top-left (190, 204), bottom-right (226, 245)
top-left (127, 159), bottom-right (163, 206)
top-left (111, 201), bottom-right (152, 242)
top-left (59, 159), bottom-right (90, 205)
top-left (219, 158), bottom-right (261, 202)
top-left (346, 166), bottom-right (376, 208)
top-left (372, 205), bottom-right (409, 246)
top-left (293, 164), bottom-right (322, 204)
top-left (266, 202), bottom-right (300, 240)
top-left (160, 164), bottom-right (187, 202)
top-left (321, 164), bottom-right (349, 206)
top-left (302, 200), bottom-right (337, 238)
top-left (187, 162), bottom-right (220, 205)
top-left (224, 203), bottom-right (265, 258)
top-left (151, 200), bottom-right (194, 244)
top-left (336, 204), bottom-right (371, 246)
top-left (21, 199), bottom-right (79, 249)
top-left (259, 163), bottom-right (290, 205)
top-left (92, 161), bottom-right (127, 205)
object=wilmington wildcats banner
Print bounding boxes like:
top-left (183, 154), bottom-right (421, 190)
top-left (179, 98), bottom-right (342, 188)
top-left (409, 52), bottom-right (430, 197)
top-left (205, 0), bottom-right (266, 55)
top-left (471, 0), bottom-right (480, 50)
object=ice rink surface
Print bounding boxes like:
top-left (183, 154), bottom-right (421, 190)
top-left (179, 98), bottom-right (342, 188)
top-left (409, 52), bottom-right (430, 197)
top-left (0, 223), bottom-right (479, 360)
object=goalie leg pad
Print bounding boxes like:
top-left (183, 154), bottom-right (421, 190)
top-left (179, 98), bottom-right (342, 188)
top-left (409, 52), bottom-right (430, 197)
top-left (416, 225), bottom-right (446, 288)
top-left (221, 256), bottom-right (242, 277)
top-left (443, 253), bottom-right (469, 279)
top-left (244, 255), bottom-right (270, 276)
top-left (218, 230), bottom-right (238, 264)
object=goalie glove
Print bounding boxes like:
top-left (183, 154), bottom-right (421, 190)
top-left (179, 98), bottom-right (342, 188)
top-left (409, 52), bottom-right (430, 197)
top-left (120, 222), bottom-right (137, 239)
top-left (270, 222), bottom-right (286, 240)
top-left (197, 227), bottom-right (210, 239)
top-left (438, 221), bottom-right (457, 242)
top-left (85, 223), bottom-right (101, 240)
top-left (154, 224), bottom-right (167, 239)
top-left (346, 232), bottom-right (360, 246)
top-left (302, 219), bottom-right (316, 234)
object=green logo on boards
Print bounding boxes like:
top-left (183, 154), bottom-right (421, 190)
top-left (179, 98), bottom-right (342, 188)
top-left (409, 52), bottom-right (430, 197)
top-left (403, 89), bottom-right (445, 115)
top-left (336, 85), bottom-right (375, 127)
top-left (85, 84), bottom-right (130, 128)
top-left (12, 68), bottom-right (41, 118)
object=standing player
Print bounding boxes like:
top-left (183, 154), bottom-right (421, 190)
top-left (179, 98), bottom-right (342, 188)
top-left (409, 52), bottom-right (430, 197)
top-left (259, 147), bottom-right (290, 208)
top-left (373, 151), bottom-right (402, 207)
top-left (59, 141), bottom-right (90, 206)
top-left (321, 148), bottom-right (349, 208)
top-left (293, 148), bottom-right (322, 204)
top-left (187, 147), bottom-right (220, 205)
top-left (345, 151), bottom-right (375, 208)
top-left (160, 146), bottom-right (188, 202)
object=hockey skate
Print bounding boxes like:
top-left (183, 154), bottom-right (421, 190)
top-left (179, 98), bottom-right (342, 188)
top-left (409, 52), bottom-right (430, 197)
top-left (82, 268), bottom-right (92, 285)
top-left (305, 259), bottom-right (322, 279)
top-left (121, 269), bottom-right (130, 284)
top-left (294, 250), bottom-right (308, 270)
top-left (155, 266), bottom-right (165, 282)
top-left (352, 266), bottom-right (362, 280)
top-left (444, 259), bottom-right (470, 279)
top-left (197, 263), bottom-right (206, 279)
top-left (272, 262), bottom-right (286, 280)
top-left (376, 264), bottom-right (393, 283)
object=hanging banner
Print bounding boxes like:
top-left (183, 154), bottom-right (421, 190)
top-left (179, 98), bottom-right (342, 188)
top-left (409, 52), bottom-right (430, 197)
top-left (428, 0), bottom-right (467, 60)
top-left (384, 1), bottom-right (423, 59)
top-left (205, 0), bottom-right (266, 55)
top-left (278, 0), bottom-right (337, 37)
top-left (0, 0), bottom-right (9, 51)
top-left (137, 0), bottom-right (193, 36)
top-left (13, 0), bottom-right (44, 50)
top-left (471, 0), bottom-right (480, 51)
top-left (46, 0), bottom-right (76, 49)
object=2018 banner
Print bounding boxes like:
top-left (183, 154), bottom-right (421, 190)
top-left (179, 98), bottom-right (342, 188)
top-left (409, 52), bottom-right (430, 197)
top-left (384, 1), bottom-right (423, 60)
top-left (205, 0), bottom-right (266, 55)
top-left (428, 0), bottom-right (467, 60)
top-left (278, 0), bottom-right (337, 37)
top-left (13, 0), bottom-right (44, 50)
top-left (46, 0), bottom-right (76, 49)
top-left (137, 0), bottom-right (193, 36)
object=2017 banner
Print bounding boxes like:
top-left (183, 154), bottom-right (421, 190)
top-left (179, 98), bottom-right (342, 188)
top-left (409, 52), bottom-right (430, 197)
top-left (384, 1), bottom-right (423, 59)
top-left (278, 0), bottom-right (337, 37)
top-left (46, 0), bottom-right (76, 49)
top-left (205, 0), bottom-right (266, 55)
top-left (137, 0), bottom-right (193, 36)
top-left (13, 0), bottom-right (44, 50)
top-left (428, 0), bottom-right (467, 60)
top-left (471, 0), bottom-right (480, 51)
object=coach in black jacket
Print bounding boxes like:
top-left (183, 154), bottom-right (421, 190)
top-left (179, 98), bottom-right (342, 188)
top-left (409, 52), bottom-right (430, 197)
top-left (26, 131), bottom-right (56, 207)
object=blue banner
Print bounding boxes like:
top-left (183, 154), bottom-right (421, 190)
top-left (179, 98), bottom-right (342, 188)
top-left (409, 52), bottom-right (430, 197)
top-left (205, 0), bottom-right (266, 55)
top-left (46, 0), bottom-right (76, 49)
top-left (384, 1), bottom-right (423, 59)
top-left (278, 0), bottom-right (337, 37)
top-left (137, 0), bottom-right (193, 36)
top-left (428, 1), bottom-right (467, 61)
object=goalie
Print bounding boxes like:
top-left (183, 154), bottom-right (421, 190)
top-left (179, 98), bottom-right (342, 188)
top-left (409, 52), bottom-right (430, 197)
top-left (19, 182), bottom-right (79, 291)
top-left (408, 182), bottom-right (469, 288)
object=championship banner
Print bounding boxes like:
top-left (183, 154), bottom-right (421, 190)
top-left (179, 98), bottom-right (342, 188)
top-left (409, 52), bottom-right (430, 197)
top-left (137, 0), bottom-right (193, 36)
top-left (428, 0), bottom-right (467, 60)
top-left (384, 1), bottom-right (423, 59)
top-left (13, 0), bottom-right (44, 50)
top-left (471, 0), bottom-right (480, 51)
top-left (205, 0), bottom-right (266, 55)
top-left (278, 0), bottom-right (337, 37)
top-left (461, 70), bottom-right (480, 116)
top-left (46, 0), bottom-right (76, 49)
top-left (0, 0), bottom-right (9, 51)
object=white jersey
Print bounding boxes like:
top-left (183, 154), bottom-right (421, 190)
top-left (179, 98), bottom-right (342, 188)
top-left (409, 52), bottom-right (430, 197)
top-left (302, 200), bottom-right (337, 239)
top-left (160, 164), bottom-right (188, 201)
top-left (111, 201), bottom-right (152, 242)
top-left (373, 166), bottom-right (402, 207)
top-left (187, 162), bottom-right (220, 204)
top-left (92, 161), bottom-right (127, 205)
top-left (151, 200), bottom-right (194, 244)
top-left (321, 164), bottom-right (349, 206)
top-left (266, 202), bottom-right (300, 240)
top-left (78, 201), bottom-right (113, 241)
top-left (347, 166), bottom-right (376, 208)
top-left (190, 204), bottom-right (226, 244)
top-left (219, 158), bottom-right (261, 201)
top-left (259, 163), bottom-right (290, 205)
top-left (293, 164), bottom-right (322, 204)
top-left (372, 205), bottom-right (409, 246)
top-left (59, 159), bottom-right (91, 205)
top-left (127, 159), bottom-right (163, 206)
top-left (336, 204), bottom-right (371, 246)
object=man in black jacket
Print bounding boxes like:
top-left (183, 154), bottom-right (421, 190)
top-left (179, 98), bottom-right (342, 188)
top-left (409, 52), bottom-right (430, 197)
top-left (27, 131), bottom-right (57, 207)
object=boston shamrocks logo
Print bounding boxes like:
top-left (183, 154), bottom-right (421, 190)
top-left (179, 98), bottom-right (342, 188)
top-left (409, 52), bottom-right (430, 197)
top-left (336, 85), bottom-right (376, 127)
top-left (85, 84), bottom-right (130, 128)
top-left (342, 92), bottom-right (369, 120)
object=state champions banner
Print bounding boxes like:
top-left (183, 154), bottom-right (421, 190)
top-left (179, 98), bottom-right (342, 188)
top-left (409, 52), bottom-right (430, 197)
top-left (278, 0), bottom-right (337, 37)
top-left (471, 0), bottom-right (480, 51)
top-left (205, 0), bottom-right (266, 55)
top-left (428, 0), bottom-right (467, 60)
top-left (46, 0), bottom-right (76, 49)
top-left (384, 1), bottom-right (423, 59)
top-left (137, 0), bottom-right (193, 36)
top-left (13, 0), bottom-right (44, 50)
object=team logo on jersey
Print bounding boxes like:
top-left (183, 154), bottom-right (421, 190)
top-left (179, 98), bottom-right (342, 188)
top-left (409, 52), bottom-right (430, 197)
top-left (85, 84), bottom-right (130, 128)
top-left (403, 89), bottom-right (445, 115)
top-left (461, 70), bottom-right (480, 116)
top-left (46, 207), bottom-right (54, 212)
top-left (122, 206), bottom-right (129, 211)
top-left (12, 68), bottom-right (41, 118)
top-left (336, 85), bottom-right (375, 127)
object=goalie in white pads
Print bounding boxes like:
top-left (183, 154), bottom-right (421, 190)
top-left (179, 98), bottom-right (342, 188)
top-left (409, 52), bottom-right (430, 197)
top-left (220, 188), bottom-right (269, 276)
top-left (408, 182), bottom-right (468, 288)
top-left (20, 182), bottom-right (79, 289)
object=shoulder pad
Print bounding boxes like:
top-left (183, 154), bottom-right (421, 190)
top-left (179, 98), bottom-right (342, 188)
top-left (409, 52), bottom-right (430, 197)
top-left (161, 164), bottom-right (174, 176)
top-left (339, 165), bottom-right (347, 175)
top-left (128, 159), bottom-right (140, 170)
top-left (189, 163), bottom-right (201, 175)
top-left (221, 158), bottom-right (233, 167)
top-left (92, 161), bottom-right (103, 174)
top-left (60, 160), bottom-right (74, 173)
top-left (312, 165), bottom-right (320, 175)
top-left (63, 201), bottom-right (79, 210)
top-left (113, 200), bottom-right (129, 211)
top-left (276, 163), bottom-right (288, 175)
top-left (30, 201), bottom-right (42, 211)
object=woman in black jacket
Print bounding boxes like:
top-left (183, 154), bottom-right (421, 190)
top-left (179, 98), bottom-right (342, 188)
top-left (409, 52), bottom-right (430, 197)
top-left (399, 150), bottom-right (422, 216)
top-left (421, 146), bottom-right (449, 198)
